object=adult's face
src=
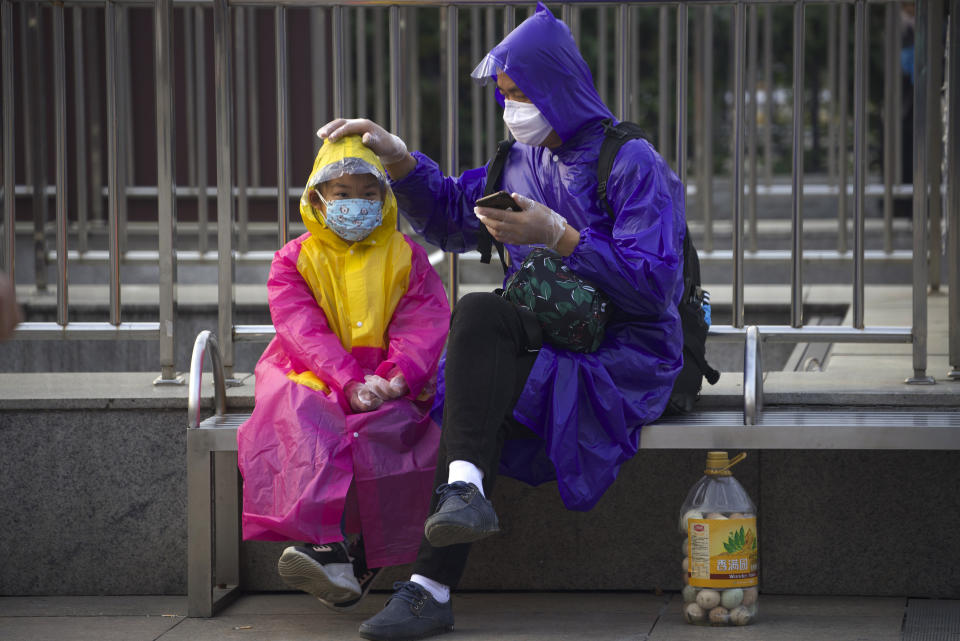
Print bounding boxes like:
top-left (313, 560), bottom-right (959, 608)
top-left (496, 72), bottom-right (563, 148)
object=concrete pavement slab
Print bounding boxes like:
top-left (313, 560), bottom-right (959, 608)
top-left (0, 615), bottom-right (182, 641)
top-left (649, 595), bottom-right (905, 641)
top-left (0, 596), bottom-right (186, 617)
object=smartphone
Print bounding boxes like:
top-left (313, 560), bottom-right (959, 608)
top-left (475, 190), bottom-right (521, 211)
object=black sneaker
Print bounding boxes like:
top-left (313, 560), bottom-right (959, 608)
top-left (277, 541), bottom-right (361, 603)
top-left (319, 536), bottom-right (382, 612)
top-left (358, 581), bottom-right (454, 641)
top-left (423, 481), bottom-right (500, 548)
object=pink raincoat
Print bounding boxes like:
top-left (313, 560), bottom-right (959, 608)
top-left (237, 136), bottom-right (450, 568)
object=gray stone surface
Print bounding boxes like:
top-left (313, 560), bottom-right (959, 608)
top-left (0, 409), bottom-right (187, 596)
top-left (0, 593), bottom-right (917, 641)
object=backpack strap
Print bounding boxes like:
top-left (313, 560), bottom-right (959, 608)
top-left (596, 118), bottom-right (646, 219)
top-left (477, 139), bottom-right (514, 273)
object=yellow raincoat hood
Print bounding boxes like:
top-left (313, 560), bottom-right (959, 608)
top-left (291, 134), bottom-right (413, 370)
top-left (299, 135), bottom-right (399, 247)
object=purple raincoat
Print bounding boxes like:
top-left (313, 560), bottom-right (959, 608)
top-left (390, 3), bottom-right (686, 512)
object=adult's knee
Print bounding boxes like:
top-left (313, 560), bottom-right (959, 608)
top-left (450, 292), bottom-right (511, 335)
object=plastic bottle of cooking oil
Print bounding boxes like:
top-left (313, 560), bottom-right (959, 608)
top-left (678, 451), bottom-right (759, 626)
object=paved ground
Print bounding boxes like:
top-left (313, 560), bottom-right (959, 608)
top-left (1, 592), bottom-right (941, 641)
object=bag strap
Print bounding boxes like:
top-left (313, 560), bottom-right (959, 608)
top-left (477, 139), bottom-right (515, 273)
top-left (596, 118), bottom-right (646, 219)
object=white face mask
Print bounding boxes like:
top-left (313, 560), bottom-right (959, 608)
top-left (502, 99), bottom-right (554, 146)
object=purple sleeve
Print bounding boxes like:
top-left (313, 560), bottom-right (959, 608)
top-left (565, 139), bottom-right (685, 318)
top-left (389, 152), bottom-right (489, 253)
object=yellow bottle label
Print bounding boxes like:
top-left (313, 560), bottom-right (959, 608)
top-left (687, 517), bottom-right (759, 588)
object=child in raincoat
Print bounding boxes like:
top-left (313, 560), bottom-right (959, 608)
top-left (236, 134), bottom-right (450, 611)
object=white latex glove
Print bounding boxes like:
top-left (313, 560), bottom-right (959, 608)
top-left (474, 192), bottom-right (567, 250)
top-left (346, 381), bottom-right (385, 413)
top-left (317, 118), bottom-right (409, 165)
top-left (363, 373), bottom-right (409, 400)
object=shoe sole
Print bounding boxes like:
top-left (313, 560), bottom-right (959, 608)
top-left (277, 548), bottom-right (362, 603)
top-left (358, 623), bottom-right (453, 641)
top-left (318, 568), bottom-right (382, 613)
top-left (423, 518), bottom-right (500, 548)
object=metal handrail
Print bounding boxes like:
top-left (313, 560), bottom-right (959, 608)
top-left (188, 330), bottom-right (227, 429)
top-left (743, 325), bottom-right (763, 425)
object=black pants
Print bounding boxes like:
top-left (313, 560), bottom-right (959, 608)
top-left (411, 292), bottom-right (541, 587)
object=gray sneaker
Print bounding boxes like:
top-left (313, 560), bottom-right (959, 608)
top-left (358, 581), bottom-right (454, 641)
top-left (423, 481), bottom-right (500, 548)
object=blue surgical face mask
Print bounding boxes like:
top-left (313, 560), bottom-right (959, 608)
top-left (317, 195), bottom-right (383, 242)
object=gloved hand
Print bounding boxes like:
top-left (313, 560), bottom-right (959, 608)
top-left (474, 192), bottom-right (567, 250)
top-left (363, 373), bottom-right (409, 400)
top-left (317, 118), bottom-right (409, 165)
top-left (346, 381), bottom-right (385, 413)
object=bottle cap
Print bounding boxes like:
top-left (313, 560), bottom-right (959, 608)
top-left (705, 451), bottom-right (747, 476)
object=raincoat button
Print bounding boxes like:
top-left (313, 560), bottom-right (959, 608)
top-left (552, 154), bottom-right (559, 163)
top-left (356, 321), bottom-right (363, 327)
top-left (353, 432), bottom-right (359, 438)
top-left (349, 249), bottom-right (354, 255)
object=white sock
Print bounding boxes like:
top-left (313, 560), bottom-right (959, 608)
top-left (447, 459), bottom-right (485, 497)
top-left (411, 574), bottom-right (450, 603)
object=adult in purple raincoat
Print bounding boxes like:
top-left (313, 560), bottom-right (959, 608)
top-left (321, 4), bottom-right (685, 639)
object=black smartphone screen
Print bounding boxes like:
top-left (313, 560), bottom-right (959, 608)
top-left (475, 190), bottom-right (521, 211)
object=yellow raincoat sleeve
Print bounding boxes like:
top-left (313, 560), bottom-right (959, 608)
top-left (267, 235), bottom-right (366, 394)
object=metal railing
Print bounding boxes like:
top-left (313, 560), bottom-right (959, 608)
top-left (1, 0), bottom-right (957, 386)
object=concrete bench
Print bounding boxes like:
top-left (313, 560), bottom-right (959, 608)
top-left (185, 329), bottom-right (960, 617)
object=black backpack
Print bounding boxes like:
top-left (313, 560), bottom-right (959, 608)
top-left (478, 119), bottom-right (720, 414)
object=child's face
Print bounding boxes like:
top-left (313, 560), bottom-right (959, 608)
top-left (308, 172), bottom-right (383, 211)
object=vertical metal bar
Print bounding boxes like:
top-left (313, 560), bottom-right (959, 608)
top-left (827, 3), bottom-right (837, 180)
top-left (246, 8), bottom-right (260, 187)
top-left (838, 4), bottom-right (849, 253)
top-left (374, 9), bottom-right (386, 126)
top-left (748, 4), bottom-right (758, 253)
top-left (342, 8), bottom-right (353, 118)
top-left (927, 0), bottom-right (944, 291)
top-left (675, 3), bottom-right (687, 183)
top-left (389, 6), bottom-right (402, 135)
top-left (630, 5), bottom-right (639, 122)
top-left (311, 7), bottom-right (328, 154)
top-left (703, 6), bottom-right (714, 252)
top-left (562, 4), bottom-right (573, 31)
top-left (105, 1), bottom-right (121, 325)
top-left (883, 3), bottom-right (896, 254)
top-left (276, 5), bottom-right (289, 248)
top-left (616, 4), bottom-right (630, 121)
top-left (1, 0), bottom-right (14, 277)
top-left (693, 8), bottom-right (704, 232)
top-left (235, 8), bottom-right (249, 254)
top-left (117, 7), bottom-right (130, 254)
top-left (908, 0), bottom-right (934, 384)
top-left (356, 6), bottom-right (367, 117)
top-left (214, 0), bottom-right (235, 380)
top-left (502, 6), bottom-right (515, 141)
top-left (853, 0), bottom-right (866, 329)
top-left (85, 14), bottom-right (104, 226)
top-left (893, 6), bottom-right (903, 189)
top-left (72, 8), bottom-right (89, 255)
top-left (332, 5), bottom-right (345, 117)
top-left (26, 3), bottom-right (47, 291)
top-left (195, 8), bottom-right (209, 255)
top-left (185, 8), bottom-right (197, 213)
top-left (948, 0), bottom-right (959, 379)
top-left (791, 1), bottom-right (805, 328)
top-left (484, 6), bottom-right (495, 160)
top-left (733, 1), bottom-right (746, 328)
top-left (155, 0), bottom-right (178, 383)
top-left (763, 25), bottom-right (775, 200)
top-left (598, 6), bottom-right (608, 107)
top-left (408, 9), bottom-right (420, 148)
top-left (658, 6), bottom-right (670, 161)
top-left (53, 2), bottom-right (68, 327)
top-left (471, 7), bottom-right (482, 168)
top-left (446, 5), bottom-right (459, 306)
